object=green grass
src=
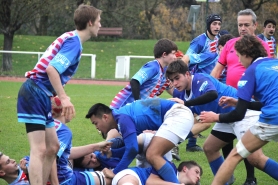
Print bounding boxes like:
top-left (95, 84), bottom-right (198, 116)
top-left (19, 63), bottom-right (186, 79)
top-left (0, 81), bottom-right (278, 185)
top-left (0, 34), bottom-right (189, 80)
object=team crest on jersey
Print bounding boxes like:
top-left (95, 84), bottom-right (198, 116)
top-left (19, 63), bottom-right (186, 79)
top-left (238, 80), bottom-right (247, 88)
top-left (271, 65), bottom-right (278, 71)
top-left (55, 53), bottom-right (71, 68)
top-left (48, 112), bottom-right (52, 119)
top-left (138, 71), bottom-right (148, 79)
top-left (199, 81), bottom-right (208, 92)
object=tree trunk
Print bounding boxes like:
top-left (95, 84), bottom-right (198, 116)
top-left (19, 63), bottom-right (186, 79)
top-left (2, 32), bottom-right (14, 71)
top-left (38, 15), bottom-right (48, 35)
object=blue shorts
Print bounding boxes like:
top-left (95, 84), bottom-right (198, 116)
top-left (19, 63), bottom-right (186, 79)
top-left (17, 79), bottom-right (54, 128)
top-left (71, 171), bottom-right (96, 185)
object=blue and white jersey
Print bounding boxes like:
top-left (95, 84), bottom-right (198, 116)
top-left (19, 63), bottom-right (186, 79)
top-left (25, 31), bottom-right (82, 96)
top-left (110, 60), bottom-right (170, 109)
top-left (173, 73), bottom-right (236, 115)
top-left (9, 168), bottom-right (30, 185)
top-left (237, 57), bottom-right (278, 125)
top-left (112, 98), bottom-right (176, 136)
top-left (257, 33), bottom-right (276, 57)
top-left (55, 119), bottom-right (73, 184)
top-left (186, 33), bottom-right (219, 74)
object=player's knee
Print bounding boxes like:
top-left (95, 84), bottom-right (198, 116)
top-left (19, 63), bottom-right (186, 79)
top-left (235, 139), bottom-right (251, 158)
top-left (146, 150), bottom-right (156, 164)
top-left (202, 142), bottom-right (213, 155)
top-left (46, 142), bottom-right (59, 156)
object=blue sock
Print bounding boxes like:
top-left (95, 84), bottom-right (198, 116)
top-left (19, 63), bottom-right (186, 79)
top-left (186, 131), bottom-right (194, 139)
top-left (209, 156), bottom-right (224, 175)
top-left (157, 162), bottom-right (179, 183)
top-left (187, 137), bottom-right (197, 148)
top-left (263, 158), bottom-right (278, 180)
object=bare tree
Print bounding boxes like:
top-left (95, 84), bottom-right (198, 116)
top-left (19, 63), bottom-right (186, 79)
top-left (241, 0), bottom-right (274, 11)
top-left (0, 0), bottom-right (54, 71)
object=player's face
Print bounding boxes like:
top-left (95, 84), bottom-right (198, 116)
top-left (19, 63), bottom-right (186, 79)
top-left (237, 15), bottom-right (257, 37)
top-left (81, 153), bottom-right (101, 169)
top-left (210, 21), bottom-right (221, 35)
top-left (91, 14), bottom-right (101, 37)
top-left (0, 154), bottom-right (18, 176)
top-left (181, 166), bottom-right (201, 185)
top-left (264, 23), bottom-right (276, 37)
top-left (164, 50), bottom-right (177, 65)
top-left (168, 72), bottom-right (191, 91)
top-left (236, 51), bottom-right (252, 68)
top-left (90, 114), bottom-right (111, 135)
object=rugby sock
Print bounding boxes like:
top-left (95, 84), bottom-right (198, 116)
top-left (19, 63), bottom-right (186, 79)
top-left (209, 156), bottom-right (224, 175)
top-left (157, 162), bottom-right (179, 183)
top-left (186, 137), bottom-right (197, 148)
top-left (185, 131), bottom-right (194, 139)
top-left (263, 158), bottom-right (278, 180)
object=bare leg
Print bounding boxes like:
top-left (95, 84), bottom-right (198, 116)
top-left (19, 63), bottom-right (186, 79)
top-left (27, 130), bottom-right (47, 185)
top-left (212, 130), bottom-right (268, 185)
top-left (42, 127), bottom-right (59, 184)
top-left (203, 134), bottom-right (228, 162)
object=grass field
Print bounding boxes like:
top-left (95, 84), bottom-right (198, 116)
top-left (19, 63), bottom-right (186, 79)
top-left (0, 81), bottom-right (278, 185)
top-left (0, 34), bottom-right (189, 80)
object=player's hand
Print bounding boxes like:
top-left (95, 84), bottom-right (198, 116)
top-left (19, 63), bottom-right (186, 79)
top-left (219, 96), bottom-right (237, 108)
top-left (102, 168), bottom-right (115, 178)
top-left (199, 111), bottom-right (219, 123)
top-left (60, 96), bottom-right (75, 121)
top-left (97, 141), bottom-right (112, 152)
top-left (19, 158), bottom-right (28, 174)
top-left (168, 97), bottom-right (184, 105)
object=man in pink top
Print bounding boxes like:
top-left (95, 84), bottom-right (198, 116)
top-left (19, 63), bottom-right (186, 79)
top-left (211, 9), bottom-right (271, 88)
top-left (205, 9), bottom-right (271, 185)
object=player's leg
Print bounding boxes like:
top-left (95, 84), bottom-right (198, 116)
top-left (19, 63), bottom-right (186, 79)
top-left (26, 125), bottom-right (46, 184)
top-left (43, 125), bottom-right (59, 184)
top-left (17, 79), bottom-right (51, 184)
top-left (146, 104), bottom-right (194, 183)
top-left (212, 129), bottom-right (268, 185)
top-left (203, 123), bottom-right (236, 177)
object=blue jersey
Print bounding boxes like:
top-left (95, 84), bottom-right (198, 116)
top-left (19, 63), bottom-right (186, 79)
top-left (110, 60), bottom-right (170, 109)
top-left (173, 73), bottom-right (236, 115)
top-left (112, 98), bottom-right (175, 136)
top-left (25, 31), bottom-right (82, 96)
top-left (55, 120), bottom-right (73, 184)
top-left (237, 57), bottom-right (278, 125)
top-left (257, 33), bottom-right (276, 57)
top-left (186, 33), bottom-right (219, 74)
top-left (111, 98), bottom-right (176, 174)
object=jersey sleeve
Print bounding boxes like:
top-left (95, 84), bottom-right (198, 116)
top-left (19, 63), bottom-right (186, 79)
top-left (56, 128), bottom-right (72, 158)
top-left (50, 37), bottom-right (81, 74)
top-left (132, 62), bottom-right (159, 85)
top-left (237, 66), bottom-right (256, 101)
top-left (191, 75), bottom-right (217, 97)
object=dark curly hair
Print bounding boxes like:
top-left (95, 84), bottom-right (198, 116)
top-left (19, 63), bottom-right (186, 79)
top-left (235, 34), bottom-right (267, 59)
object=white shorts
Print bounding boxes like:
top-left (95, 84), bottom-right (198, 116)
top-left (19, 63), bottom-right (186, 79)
top-left (136, 133), bottom-right (172, 167)
top-left (213, 110), bottom-right (261, 139)
top-left (112, 169), bottom-right (141, 185)
top-left (155, 103), bottom-right (194, 144)
top-left (250, 121), bottom-right (278, 142)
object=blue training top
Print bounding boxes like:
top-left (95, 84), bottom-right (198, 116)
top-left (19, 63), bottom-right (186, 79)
top-left (173, 73), bottom-right (236, 115)
top-left (237, 57), bottom-right (278, 125)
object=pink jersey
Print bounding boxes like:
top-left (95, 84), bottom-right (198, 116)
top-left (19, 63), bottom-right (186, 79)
top-left (218, 37), bottom-right (271, 88)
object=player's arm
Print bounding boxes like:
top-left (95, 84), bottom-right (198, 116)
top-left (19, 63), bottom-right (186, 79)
top-left (46, 66), bottom-right (75, 120)
top-left (184, 90), bottom-right (218, 106)
top-left (210, 62), bottom-right (225, 79)
top-left (130, 79), bottom-right (141, 100)
top-left (200, 98), bottom-right (249, 123)
top-left (69, 141), bottom-right (112, 160)
top-left (146, 173), bottom-right (180, 185)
